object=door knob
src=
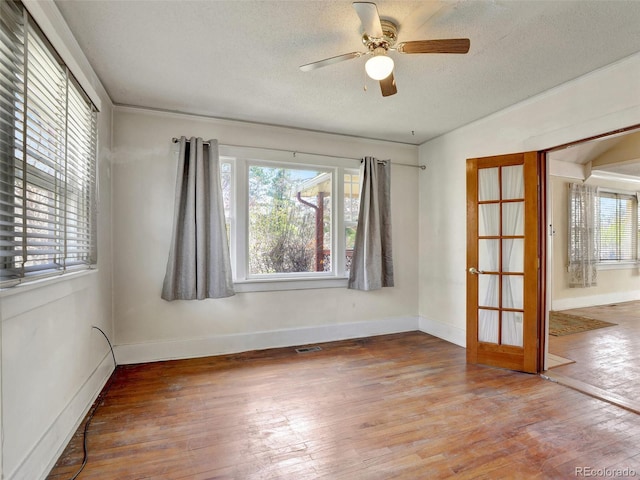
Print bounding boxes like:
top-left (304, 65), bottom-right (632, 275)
top-left (469, 267), bottom-right (485, 275)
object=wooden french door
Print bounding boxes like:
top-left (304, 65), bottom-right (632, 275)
top-left (466, 152), bottom-right (542, 373)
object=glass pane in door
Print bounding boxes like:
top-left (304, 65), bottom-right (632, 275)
top-left (478, 168), bottom-right (499, 201)
top-left (502, 239), bottom-right (524, 272)
top-left (502, 311), bottom-right (523, 347)
top-left (479, 204), bottom-right (500, 236)
top-left (502, 201), bottom-right (524, 235)
top-left (478, 309), bottom-right (499, 343)
top-left (501, 165), bottom-right (524, 199)
top-left (478, 274), bottom-right (499, 308)
top-left (479, 239), bottom-right (499, 272)
top-left (502, 275), bottom-right (524, 310)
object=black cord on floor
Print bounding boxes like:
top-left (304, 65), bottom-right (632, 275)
top-left (68, 326), bottom-right (117, 480)
top-left (92, 326), bottom-right (117, 367)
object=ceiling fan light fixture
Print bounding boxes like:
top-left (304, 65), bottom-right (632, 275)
top-left (365, 48), bottom-right (394, 80)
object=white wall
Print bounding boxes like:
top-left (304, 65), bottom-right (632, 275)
top-left (112, 107), bottom-right (419, 363)
top-left (418, 52), bottom-right (640, 347)
top-left (0, 2), bottom-right (114, 479)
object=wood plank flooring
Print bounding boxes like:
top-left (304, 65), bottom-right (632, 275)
top-left (548, 300), bottom-right (640, 408)
top-left (48, 332), bottom-right (640, 479)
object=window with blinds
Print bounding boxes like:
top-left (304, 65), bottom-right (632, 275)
top-left (0, 0), bottom-right (98, 287)
top-left (597, 191), bottom-right (638, 263)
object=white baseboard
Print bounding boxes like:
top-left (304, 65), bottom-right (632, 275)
top-left (114, 316), bottom-right (420, 365)
top-left (552, 290), bottom-right (640, 311)
top-left (418, 316), bottom-right (466, 348)
top-left (8, 353), bottom-right (115, 480)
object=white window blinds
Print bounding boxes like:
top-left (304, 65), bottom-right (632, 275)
top-left (0, 0), bottom-right (97, 286)
top-left (597, 191), bottom-right (637, 262)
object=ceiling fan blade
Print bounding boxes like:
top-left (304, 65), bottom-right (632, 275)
top-left (379, 72), bottom-right (397, 97)
top-left (396, 39), bottom-right (470, 54)
top-left (299, 52), bottom-right (363, 72)
top-left (353, 2), bottom-right (383, 38)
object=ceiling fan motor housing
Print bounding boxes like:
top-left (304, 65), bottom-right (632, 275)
top-left (362, 19), bottom-right (398, 51)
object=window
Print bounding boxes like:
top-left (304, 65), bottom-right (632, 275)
top-left (597, 191), bottom-right (638, 263)
top-left (0, 0), bottom-right (98, 287)
top-left (247, 163), bottom-right (332, 275)
top-left (219, 148), bottom-right (359, 288)
top-left (344, 171), bottom-right (360, 272)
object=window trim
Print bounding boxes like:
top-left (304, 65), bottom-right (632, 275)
top-left (219, 146), bottom-right (360, 290)
top-left (595, 187), bottom-right (639, 269)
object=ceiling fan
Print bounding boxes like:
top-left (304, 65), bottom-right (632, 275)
top-left (299, 2), bottom-right (470, 97)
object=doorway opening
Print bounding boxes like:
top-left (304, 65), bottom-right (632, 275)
top-left (542, 125), bottom-right (640, 413)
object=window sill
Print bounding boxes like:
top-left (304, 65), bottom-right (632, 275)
top-left (0, 268), bottom-right (98, 298)
top-left (234, 276), bottom-right (349, 293)
top-left (597, 262), bottom-right (639, 271)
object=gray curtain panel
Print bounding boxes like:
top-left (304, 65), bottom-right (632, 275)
top-left (162, 137), bottom-right (235, 300)
top-left (348, 156), bottom-right (394, 291)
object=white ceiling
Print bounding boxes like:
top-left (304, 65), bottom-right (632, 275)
top-left (55, 0), bottom-right (640, 145)
top-left (549, 132), bottom-right (633, 165)
top-left (550, 127), bottom-right (640, 179)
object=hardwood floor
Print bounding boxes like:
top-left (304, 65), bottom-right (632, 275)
top-left (548, 300), bottom-right (640, 410)
top-left (48, 332), bottom-right (640, 479)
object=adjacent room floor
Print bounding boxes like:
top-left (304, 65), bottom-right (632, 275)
top-left (48, 331), bottom-right (640, 479)
top-left (547, 300), bottom-right (640, 411)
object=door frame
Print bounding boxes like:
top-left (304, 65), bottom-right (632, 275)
top-left (537, 154), bottom-right (548, 372)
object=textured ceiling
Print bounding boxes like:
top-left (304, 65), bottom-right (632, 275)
top-left (55, 0), bottom-right (640, 145)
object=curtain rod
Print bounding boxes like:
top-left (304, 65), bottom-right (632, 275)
top-left (171, 137), bottom-right (426, 170)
